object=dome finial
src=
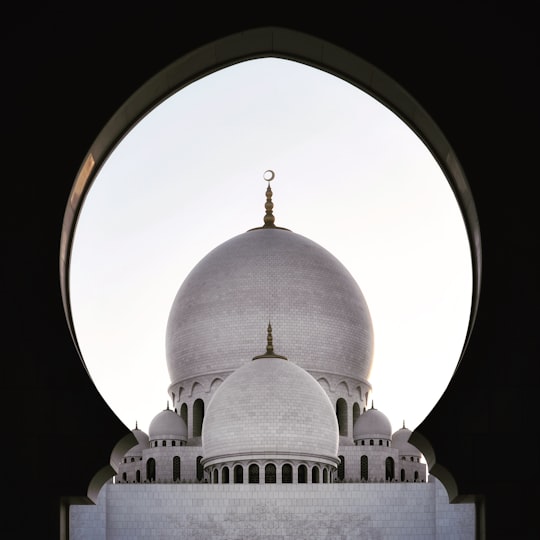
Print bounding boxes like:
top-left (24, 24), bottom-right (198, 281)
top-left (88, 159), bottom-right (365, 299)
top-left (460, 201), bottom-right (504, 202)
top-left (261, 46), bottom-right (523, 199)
top-left (266, 321), bottom-right (274, 354)
top-left (135, 420), bottom-right (138, 430)
top-left (262, 170), bottom-right (276, 228)
top-left (253, 321), bottom-right (288, 360)
top-left (247, 170), bottom-right (291, 232)
top-left (403, 419), bottom-right (406, 429)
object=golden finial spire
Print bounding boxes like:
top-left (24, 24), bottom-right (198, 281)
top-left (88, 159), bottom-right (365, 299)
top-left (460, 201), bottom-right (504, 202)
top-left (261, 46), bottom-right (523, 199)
top-left (248, 170), bottom-right (290, 232)
top-left (252, 321), bottom-right (288, 360)
top-left (266, 321), bottom-right (274, 354)
top-left (263, 170), bottom-right (276, 228)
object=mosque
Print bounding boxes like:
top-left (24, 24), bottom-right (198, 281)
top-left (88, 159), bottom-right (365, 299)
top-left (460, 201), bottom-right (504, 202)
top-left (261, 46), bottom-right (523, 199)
top-left (70, 172), bottom-right (475, 539)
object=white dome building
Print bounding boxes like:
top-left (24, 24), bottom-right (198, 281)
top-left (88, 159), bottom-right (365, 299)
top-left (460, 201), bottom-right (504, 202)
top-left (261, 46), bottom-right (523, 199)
top-left (71, 174), bottom-right (474, 539)
top-left (165, 179), bottom-right (373, 442)
top-left (353, 404), bottom-right (393, 444)
top-left (116, 425), bottom-right (149, 484)
top-left (349, 404), bottom-right (399, 482)
top-left (114, 176), bottom-right (426, 486)
top-left (392, 423), bottom-right (426, 483)
top-left (148, 405), bottom-right (188, 446)
top-left (146, 405), bottom-right (188, 483)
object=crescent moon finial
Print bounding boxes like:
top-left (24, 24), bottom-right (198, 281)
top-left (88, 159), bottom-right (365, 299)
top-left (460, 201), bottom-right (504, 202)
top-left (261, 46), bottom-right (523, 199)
top-left (262, 170), bottom-right (276, 227)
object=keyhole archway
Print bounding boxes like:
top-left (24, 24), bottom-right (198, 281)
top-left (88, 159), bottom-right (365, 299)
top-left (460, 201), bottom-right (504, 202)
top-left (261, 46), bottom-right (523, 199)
top-left (60, 26), bottom-right (481, 514)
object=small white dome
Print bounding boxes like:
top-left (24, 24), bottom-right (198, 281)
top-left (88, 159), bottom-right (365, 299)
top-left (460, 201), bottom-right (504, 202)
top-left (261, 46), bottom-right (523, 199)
top-left (392, 426), bottom-right (422, 457)
top-left (148, 407), bottom-right (187, 441)
top-left (202, 346), bottom-right (339, 465)
top-left (124, 427), bottom-right (149, 457)
top-left (353, 406), bottom-right (392, 440)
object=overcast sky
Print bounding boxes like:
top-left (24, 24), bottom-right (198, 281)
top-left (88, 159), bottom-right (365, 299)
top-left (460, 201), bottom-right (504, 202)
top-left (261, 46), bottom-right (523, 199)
top-left (69, 57), bottom-right (472, 440)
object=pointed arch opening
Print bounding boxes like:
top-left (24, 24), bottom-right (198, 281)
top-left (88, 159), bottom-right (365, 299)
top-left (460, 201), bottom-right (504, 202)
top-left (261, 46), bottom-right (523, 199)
top-left (298, 465), bottom-right (307, 484)
top-left (180, 403), bottom-right (187, 427)
top-left (222, 467), bottom-right (229, 484)
top-left (282, 464), bottom-right (292, 484)
top-left (146, 458), bottom-right (156, 482)
top-left (234, 465), bottom-right (243, 484)
top-left (62, 26), bottom-right (479, 512)
top-left (265, 464), bottom-right (276, 484)
top-left (249, 464), bottom-right (260, 484)
top-left (196, 456), bottom-right (203, 481)
top-left (353, 402), bottom-right (361, 427)
top-left (173, 456), bottom-right (181, 482)
top-left (193, 399), bottom-right (204, 437)
top-left (336, 399), bottom-right (348, 437)
top-left (361, 455), bottom-right (368, 481)
top-left (338, 456), bottom-right (345, 481)
top-left (385, 457), bottom-right (395, 481)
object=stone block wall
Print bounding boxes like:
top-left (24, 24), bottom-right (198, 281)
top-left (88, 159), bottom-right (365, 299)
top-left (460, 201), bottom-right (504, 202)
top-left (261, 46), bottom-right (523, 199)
top-left (70, 477), bottom-right (475, 539)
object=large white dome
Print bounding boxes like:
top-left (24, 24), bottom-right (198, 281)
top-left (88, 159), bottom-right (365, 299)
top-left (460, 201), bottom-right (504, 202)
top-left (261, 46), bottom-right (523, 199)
top-left (202, 349), bottom-right (339, 465)
top-left (166, 226), bottom-right (374, 386)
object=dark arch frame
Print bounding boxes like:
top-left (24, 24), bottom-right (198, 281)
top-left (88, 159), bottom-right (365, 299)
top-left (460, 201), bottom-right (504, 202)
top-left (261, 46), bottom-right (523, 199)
top-left (59, 25), bottom-right (481, 512)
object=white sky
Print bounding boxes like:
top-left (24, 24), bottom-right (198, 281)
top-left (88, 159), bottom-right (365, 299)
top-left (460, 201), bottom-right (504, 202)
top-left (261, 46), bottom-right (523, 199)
top-left (69, 57), bottom-right (472, 439)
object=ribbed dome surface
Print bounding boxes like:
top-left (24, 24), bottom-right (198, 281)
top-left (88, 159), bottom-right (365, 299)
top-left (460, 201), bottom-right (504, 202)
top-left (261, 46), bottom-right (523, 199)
top-left (166, 227), bottom-right (374, 385)
top-left (353, 407), bottom-right (392, 440)
top-left (202, 355), bottom-right (339, 460)
top-left (392, 427), bottom-right (421, 457)
top-left (148, 408), bottom-right (187, 440)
